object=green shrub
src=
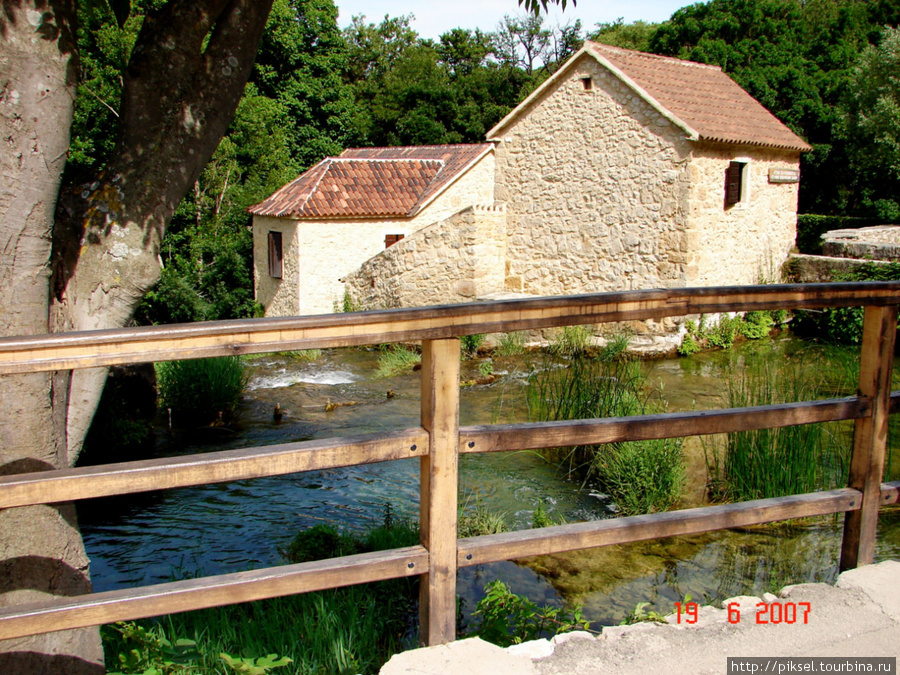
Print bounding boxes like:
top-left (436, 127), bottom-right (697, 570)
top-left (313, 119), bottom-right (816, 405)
top-left (284, 524), bottom-right (361, 563)
top-left (456, 503), bottom-right (509, 539)
top-left (461, 334), bottom-right (485, 358)
top-left (469, 580), bottom-right (591, 647)
top-left (707, 314), bottom-right (739, 349)
top-left (531, 500), bottom-right (566, 529)
top-left (793, 262), bottom-right (900, 344)
top-left (740, 311), bottom-right (775, 340)
top-left (156, 356), bottom-right (247, 425)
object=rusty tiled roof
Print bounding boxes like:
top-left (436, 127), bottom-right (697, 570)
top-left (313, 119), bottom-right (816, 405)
top-left (586, 42), bottom-right (812, 152)
top-left (249, 144), bottom-right (493, 218)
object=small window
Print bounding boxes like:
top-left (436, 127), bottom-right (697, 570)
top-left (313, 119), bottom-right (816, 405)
top-left (725, 161), bottom-right (748, 207)
top-left (580, 77), bottom-right (593, 91)
top-left (268, 231), bottom-right (283, 278)
top-left (385, 233), bottom-right (404, 248)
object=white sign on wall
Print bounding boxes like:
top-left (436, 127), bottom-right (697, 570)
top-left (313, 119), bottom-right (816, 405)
top-left (768, 168), bottom-right (800, 184)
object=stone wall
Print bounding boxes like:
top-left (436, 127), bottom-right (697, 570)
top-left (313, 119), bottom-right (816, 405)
top-left (344, 204), bottom-right (507, 310)
top-left (253, 152), bottom-right (496, 316)
top-left (492, 54), bottom-right (694, 296)
top-left (252, 216), bottom-right (299, 317)
top-left (686, 144), bottom-right (801, 286)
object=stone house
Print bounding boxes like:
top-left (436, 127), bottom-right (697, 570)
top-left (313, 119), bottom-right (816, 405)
top-left (250, 42), bottom-right (811, 316)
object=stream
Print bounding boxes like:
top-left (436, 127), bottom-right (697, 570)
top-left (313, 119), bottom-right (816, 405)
top-left (76, 335), bottom-right (900, 626)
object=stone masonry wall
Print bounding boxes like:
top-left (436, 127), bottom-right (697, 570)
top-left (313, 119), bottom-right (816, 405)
top-left (493, 54), bottom-right (694, 296)
top-left (344, 204), bottom-right (507, 310)
top-left (253, 216), bottom-right (299, 317)
top-left (253, 152), bottom-right (496, 316)
top-left (686, 144), bottom-right (801, 286)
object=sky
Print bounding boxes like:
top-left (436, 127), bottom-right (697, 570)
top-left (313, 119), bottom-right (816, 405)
top-left (333, 0), bottom-right (698, 40)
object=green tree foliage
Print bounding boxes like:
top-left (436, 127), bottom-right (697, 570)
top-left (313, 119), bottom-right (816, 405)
top-left (253, 0), bottom-right (361, 167)
top-left (589, 18), bottom-right (660, 51)
top-left (66, 2), bottom-right (141, 182)
top-left (841, 26), bottom-right (900, 221)
top-left (649, 0), bottom-right (900, 217)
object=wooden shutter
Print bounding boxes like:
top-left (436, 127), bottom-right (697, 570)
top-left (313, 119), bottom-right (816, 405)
top-left (725, 161), bottom-right (743, 206)
top-left (385, 234), bottom-right (405, 248)
top-left (268, 231), bottom-right (283, 278)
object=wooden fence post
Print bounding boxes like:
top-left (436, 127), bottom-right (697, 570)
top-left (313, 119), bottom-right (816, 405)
top-left (418, 338), bottom-right (460, 645)
top-left (840, 304), bottom-right (898, 571)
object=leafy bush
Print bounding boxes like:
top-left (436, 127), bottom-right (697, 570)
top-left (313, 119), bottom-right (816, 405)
top-left (469, 580), bottom-right (591, 647)
top-left (793, 262), bottom-right (900, 344)
top-left (156, 357), bottom-right (247, 425)
top-left (458, 500), bottom-right (508, 538)
top-left (461, 333), bottom-right (485, 358)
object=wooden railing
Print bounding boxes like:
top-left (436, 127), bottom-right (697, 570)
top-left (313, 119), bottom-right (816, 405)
top-left (0, 282), bottom-right (899, 646)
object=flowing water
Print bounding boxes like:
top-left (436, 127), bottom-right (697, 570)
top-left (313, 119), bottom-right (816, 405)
top-left (77, 336), bottom-right (900, 626)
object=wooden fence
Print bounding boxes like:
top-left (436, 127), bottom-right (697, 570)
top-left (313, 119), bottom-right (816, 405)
top-left (0, 282), bottom-right (899, 647)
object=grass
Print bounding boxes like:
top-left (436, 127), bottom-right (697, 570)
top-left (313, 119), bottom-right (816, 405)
top-left (156, 356), bottom-right (247, 425)
top-left (525, 338), bottom-right (684, 515)
top-left (495, 331), bottom-right (527, 356)
top-left (104, 512), bottom-right (420, 675)
top-left (549, 325), bottom-right (593, 357)
top-left (458, 494), bottom-right (508, 538)
top-left (375, 344), bottom-right (421, 378)
top-left (704, 348), bottom-right (857, 502)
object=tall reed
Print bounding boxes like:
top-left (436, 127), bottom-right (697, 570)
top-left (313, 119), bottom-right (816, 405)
top-left (705, 349), bottom-right (856, 502)
top-left (156, 356), bottom-right (247, 424)
top-left (525, 338), bottom-right (684, 515)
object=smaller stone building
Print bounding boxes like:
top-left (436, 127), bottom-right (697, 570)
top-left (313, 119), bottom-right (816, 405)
top-left (251, 42), bottom-right (812, 317)
top-left (249, 144), bottom-right (494, 315)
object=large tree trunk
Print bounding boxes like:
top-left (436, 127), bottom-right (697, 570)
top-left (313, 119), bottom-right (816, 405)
top-left (1, 1), bottom-right (272, 672)
top-left (0, 1), bottom-right (102, 672)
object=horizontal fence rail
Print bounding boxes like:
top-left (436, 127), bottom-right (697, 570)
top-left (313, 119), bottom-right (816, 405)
top-left (0, 283), bottom-right (898, 647)
top-left (1, 282), bottom-right (899, 374)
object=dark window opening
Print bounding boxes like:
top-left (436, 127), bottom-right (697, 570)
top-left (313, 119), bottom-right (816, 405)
top-left (580, 77), bottom-right (593, 91)
top-left (268, 231), bottom-right (283, 278)
top-left (725, 161), bottom-right (746, 207)
top-left (385, 233), bottom-right (405, 248)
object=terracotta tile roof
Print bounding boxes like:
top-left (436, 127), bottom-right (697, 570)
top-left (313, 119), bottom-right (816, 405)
top-left (586, 42), bottom-right (812, 152)
top-left (249, 144), bottom-right (493, 218)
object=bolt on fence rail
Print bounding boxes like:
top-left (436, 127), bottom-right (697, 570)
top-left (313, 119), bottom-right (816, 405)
top-left (0, 283), bottom-right (898, 646)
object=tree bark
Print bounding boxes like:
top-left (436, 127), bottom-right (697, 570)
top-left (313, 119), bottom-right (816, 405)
top-left (0, 2), bottom-right (102, 672)
top-left (1, 0), bottom-right (272, 671)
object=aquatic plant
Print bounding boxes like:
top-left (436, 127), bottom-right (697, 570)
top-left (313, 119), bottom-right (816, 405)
top-left (156, 356), bottom-right (247, 425)
top-left (549, 324), bottom-right (593, 357)
top-left (705, 349), bottom-right (855, 502)
top-left (458, 493), bottom-right (508, 538)
top-left (495, 331), bottom-right (527, 356)
top-left (375, 344), bottom-right (421, 378)
top-left (525, 349), bottom-right (684, 515)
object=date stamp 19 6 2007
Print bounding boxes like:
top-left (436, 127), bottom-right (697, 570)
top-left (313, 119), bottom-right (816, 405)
top-left (674, 601), bottom-right (812, 625)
